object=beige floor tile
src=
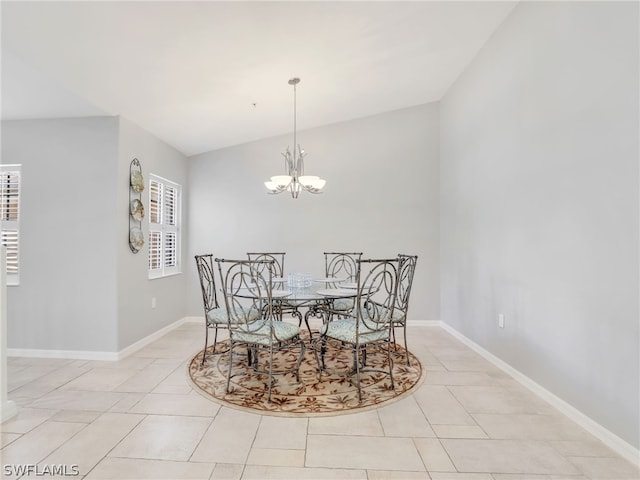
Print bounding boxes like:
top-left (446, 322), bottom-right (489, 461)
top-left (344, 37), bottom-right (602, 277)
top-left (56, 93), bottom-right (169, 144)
top-left (378, 395), bottom-right (435, 437)
top-left (8, 357), bottom-right (74, 368)
top-left (414, 438), bottom-right (456, 472)
top-left (413, 385), bottom-right (476, 425)
top-left (9, 365), bottom-right (92, 399)
top-left (129, 392), bottom-right (220, 417)
top-left (151, 383), bottom-right (193, 395)
top-left (190, 407), bottom-right (261, 464)
top-left (1, 432), bottom-right (21, 448)
top-left (253, 416), bottom-right (308, 450)
top-left (83, 356), bottom-right (155, 371)
top-left (367, 470), bottom-right (430, 479)
top-left (246, 448), bottom-right (305, 467)
top-left (0, 421), bottom-right (86, 466)
top-left (107, 393), bottom-right (145, 413)
top-left (490, 475), bottom-right (581, 480)
top-left (308, 409), bottom-right (384, 436)
top-left (29, 390), bottom-right (127, 412)
top-left (60, 368), bottom-right (139, 392)
top-left (567, 456), bottom-right (640, 480)
top-left (0, 407), bottom-right (58, 434)
top-left (49, 410), bottom-right (102, 424)
top-left (210, 463), bottom-right (244, 480)
top-left (449, 386), bottom-right (552, 415)
top-left (153, 363), bottom-right (192, 387)
top-left (84, 457), bottom-right (214, 479)
top-left (7, 365), bottom-right (60, 391)
top-left (441, 439), bottom-right (581, 475)
top-left (3, 326), bottom-right (636, 480)
top-left (429, 474), bottom-right (493, 480)
top-left (432, 424), bottom-right (488, 439)
top-left (549, 439), bottom-right (619, 457)
top-left (306, 434), bottom-right (425, 471)
top-left (41, 412), bottom-right (145, 475)
top-left (112, 365), bottom-right (173, 393)
top-left (472, 413), bottom-right (590, 440)
top-left (241, 465), bottom-right (368, 479)
top-left (7, 395), bottom-right (36, 408)
top-left (109, 415), bottom-right (211, 461)
top-left (151, 357), bottom-right (187, 367)
top-left (424, 371), bottom-right (505, 386)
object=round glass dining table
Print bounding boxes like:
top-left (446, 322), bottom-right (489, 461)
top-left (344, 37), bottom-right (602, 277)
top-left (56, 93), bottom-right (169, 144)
top-left (232, 276), bottom-right (357, 336)
top-left (270, 277), bottom-right (357, 336)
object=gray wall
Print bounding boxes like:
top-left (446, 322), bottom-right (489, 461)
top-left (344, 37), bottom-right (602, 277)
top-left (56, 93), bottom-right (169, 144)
top-left (1, 116), bottom-right (190, 353)
top-left (440, 1), bottom-right (639, 449)
top-left (2, 117), bottom-right (120, 352)
top-left (188, 103), bottom-right (440, 321)
top-left (117, 117), bottom-right (189, 351)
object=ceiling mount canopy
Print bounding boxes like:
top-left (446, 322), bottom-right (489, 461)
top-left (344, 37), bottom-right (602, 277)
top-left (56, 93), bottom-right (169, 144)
top-left (264, 78), bottom-right (326, 198)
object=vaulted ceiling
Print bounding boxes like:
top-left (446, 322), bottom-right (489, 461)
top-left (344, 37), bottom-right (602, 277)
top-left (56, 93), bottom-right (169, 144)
top-left (2, 1), bottom-right (517, 156)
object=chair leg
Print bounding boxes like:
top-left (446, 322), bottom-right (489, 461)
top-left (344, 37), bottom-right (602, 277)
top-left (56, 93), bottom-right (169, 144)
top-left (354, 344), bottom-right (362, 402)
top-left (295, 337), bottom-right (305, 382)
top-left (403, 323), bottom-right (410, 366)
top-left (226, 343), bottom-right (234, 393)
top-left (386, 340), bottom-right (395, 390)
top-left (201, 325), bottom-right (210, 366)
top-left (212, 325), bottom-right (219, 352)
top-left (267, 345), bottom-right (274, 403)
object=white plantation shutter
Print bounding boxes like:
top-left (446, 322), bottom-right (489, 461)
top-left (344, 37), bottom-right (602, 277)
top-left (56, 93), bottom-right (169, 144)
top-left (0, 165), bottom-right (20, 284)
top-left (148, 174), bottom-right (181, 278)
top-left (148, 231), bottom-right (162, 271)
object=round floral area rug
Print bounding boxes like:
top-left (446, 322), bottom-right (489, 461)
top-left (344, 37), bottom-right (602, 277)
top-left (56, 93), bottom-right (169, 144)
top-left (188, 336), bottom-right (424, 416)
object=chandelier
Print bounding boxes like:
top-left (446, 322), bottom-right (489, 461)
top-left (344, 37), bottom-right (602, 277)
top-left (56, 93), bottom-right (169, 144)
top-left (264, 78), bottom-right (326, 198)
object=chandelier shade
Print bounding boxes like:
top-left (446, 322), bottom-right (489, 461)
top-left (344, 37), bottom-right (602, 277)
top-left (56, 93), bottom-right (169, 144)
top-left (264, 78), bottom-right (326, 198)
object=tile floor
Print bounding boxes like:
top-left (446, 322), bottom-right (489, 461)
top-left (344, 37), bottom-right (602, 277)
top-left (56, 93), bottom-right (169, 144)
top-left (1, 323), bottom-right (638, 480)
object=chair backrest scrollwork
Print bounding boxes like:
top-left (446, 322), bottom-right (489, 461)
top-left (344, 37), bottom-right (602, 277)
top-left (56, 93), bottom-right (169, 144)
top-left (215, 258), bottom-right (275, 334)
top-left (195, 254), bottom-right (219, 320)
top-left (355, 258), bottom-right (399, 331)
top-left (324, 252), bottom-right (363, 282)
top-left (396, 254), bottom-right (418, 315)
top-left (247, 252), bottom-right (285, 278)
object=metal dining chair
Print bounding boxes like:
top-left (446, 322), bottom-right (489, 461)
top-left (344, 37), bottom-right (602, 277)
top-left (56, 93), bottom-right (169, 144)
top-left (322, 252), bottom-right (363, 319)
top-left (392, 254), bottom-right (418, 365)
top-left (215, 258), bottom-right (305, 402)
top-left (195, 254), bottom-right (260, 365)
top-left (314, 257), bottom-right (399, 402)
top-left (247, 252), bottom-right (306, 332)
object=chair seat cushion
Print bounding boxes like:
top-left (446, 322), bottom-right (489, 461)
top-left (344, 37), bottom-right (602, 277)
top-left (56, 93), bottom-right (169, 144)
top-left (232, 320), bottom-right (301, 346)
top-left (331, 298), bottom-right (355, 311)
top-left (354, 305), bottom-right (400, 324)
top-left (207, 306), bottom-right (260, 325)
top-left (390, 309), bottom-right (406, 324)
top-left (319, 318), bottom-right (389, 345)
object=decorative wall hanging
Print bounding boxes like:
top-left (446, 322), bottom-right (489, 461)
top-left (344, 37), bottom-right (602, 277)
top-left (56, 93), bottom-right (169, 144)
top-left (129, 158), bottom-right (145, 253)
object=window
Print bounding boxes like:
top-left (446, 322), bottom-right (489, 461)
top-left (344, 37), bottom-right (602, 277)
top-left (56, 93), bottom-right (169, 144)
top-left (148, 174), bottom-right (181, 279)
top-left (0, 164), bottom-right (20, 285)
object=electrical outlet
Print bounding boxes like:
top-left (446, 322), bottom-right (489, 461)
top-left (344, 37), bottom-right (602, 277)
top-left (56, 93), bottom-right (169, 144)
top-left (498, 313), bottom-right (505, 328)
top-left (151, 297), bottom-right (157, 309)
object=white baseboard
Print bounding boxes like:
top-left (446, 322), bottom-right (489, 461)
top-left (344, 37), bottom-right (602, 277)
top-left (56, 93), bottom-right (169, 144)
top-left (7, 347), bottom-right (120, 361)
top-left (116, 317), bottom-right (193, 360)
top-left (8, 316), bottom-right (193, 362)
top-left (427, 320), bottom-right (639, 468)
top-left (407, 319), bottom-right (441, 327)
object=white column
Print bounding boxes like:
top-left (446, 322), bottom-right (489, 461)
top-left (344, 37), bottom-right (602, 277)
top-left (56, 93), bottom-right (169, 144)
top-left (1, 246), bottom-right (17, 422)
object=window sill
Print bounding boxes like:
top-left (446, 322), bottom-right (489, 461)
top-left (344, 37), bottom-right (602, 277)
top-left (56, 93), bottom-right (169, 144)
top-left (148, 271), bottom-right (182, 281)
